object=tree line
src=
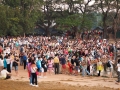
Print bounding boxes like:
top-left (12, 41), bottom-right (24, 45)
top-left (0, 0), bottom-right (120, 39)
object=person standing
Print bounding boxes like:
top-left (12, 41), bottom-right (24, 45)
top-left (36, 57), bottom-right (42, 78)
top-left (47, 57), bottom-right (53, 75)
top-left (97, 59), bottom-right (103, 76)
top-left (74, 57), bottom-right (80, 76)
top-left (22, 53), bottom-right (27, 70)
top-left (41, 57), bottom-right (47, 78)
top-left (13, 57), bottom-right (19, 76)
top-left (10, 53), bottom-right (14, 70)
top-left (116, 59), bottom-right (120, 84)
top-left (0, 58), bottom-right (3, 72)
top-left (0, 53), bottom-right (3, 72)
top-left (108, 58), bottom-right (114, 78)
top-left (60, 55), bottom-right (66, 74)
top-left (54, 54), bottom-right (59, 74)
top-left (6, 55), bottom-right (11, 73)
top-left (30, 60), bottom-right (38, 87)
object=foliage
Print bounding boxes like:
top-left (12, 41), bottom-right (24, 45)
top-left (56, 13), bottom-right (94, 32)
top-left (0, 0), bottom-right (41, 36)
top-left (0, 0), bottom-right (120, 37)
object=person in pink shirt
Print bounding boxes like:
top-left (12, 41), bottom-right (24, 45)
top-left (47, 57), bottom-right (53, 75)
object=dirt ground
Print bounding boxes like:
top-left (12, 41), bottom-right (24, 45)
top-left (0, 65), bottom-right (119, 90)
top-left (0, 80), bottom-right (119, 90)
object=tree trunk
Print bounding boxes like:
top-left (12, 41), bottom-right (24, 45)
top-left (103, 16), bottom-right (107, 39)
top-left (45, 27), bottom-right (50, 36)
top-left (114, 20), bottom-right (117, 42)
top-left (24, 33), bottom-right (26, 38)
top-left (72, 26), bottom-right (79, 39)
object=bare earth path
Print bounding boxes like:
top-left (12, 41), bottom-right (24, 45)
top-left (10, 65), bottom-right (120, 89)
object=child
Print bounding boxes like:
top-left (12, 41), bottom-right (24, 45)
top-left (47, 57), bottom-right (53, 75)
top-left (67, 60), bottom-right (72, 75)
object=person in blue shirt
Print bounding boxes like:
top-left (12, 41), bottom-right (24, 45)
top-left (36, 57), bottom-right (42, 78)
top-left (3, 57), bottom-right (7, 68)
top-left (22, 53), bottom-right (27, 70)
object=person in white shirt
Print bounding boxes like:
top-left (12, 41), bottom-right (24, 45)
top-left (0, 58), bottom-right (3, 72)
top-left (6, 55), bottom-right (11, 73)
top-left (108, 58), bottom-right (114, 78)
top-left (0, 67), bottom-right (11, 79)
top-left (116, 59), bottom-right (120, 84)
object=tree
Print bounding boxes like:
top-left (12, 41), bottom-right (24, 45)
top-left (36, 0), bottom-right (59, 36)
top-left (56, 0), bottom-right (94, 38)
top-left (112, 0), bottom-right (120, 41)
top-left (0, 0), bottom-right (41, 36)
top-left (94, 0), bottom-right (114, 39)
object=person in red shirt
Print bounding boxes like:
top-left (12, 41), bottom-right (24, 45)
top-left (67, 60), bottom-right (72, 75)
top-left (110, 52), bottom-right (113, 59)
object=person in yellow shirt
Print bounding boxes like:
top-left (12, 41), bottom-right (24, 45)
top-left (97, 59), bottom-right (103, 76)
top-left (54, 54), bottom-right (59, 74)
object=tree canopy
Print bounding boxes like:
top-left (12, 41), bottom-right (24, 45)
top-left (0, 0), bottom-right (119, 38)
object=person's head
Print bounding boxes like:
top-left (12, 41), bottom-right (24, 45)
top-left (8, 54), bottom-right (10, 58)
top-left (28, 58), bottom-right (31, 63)
top-left (118, 59), bottom-right (120, 63)
top-left (31, 60), bottom-right (35, 64)
top-left (55, 54), bottom-right (58, 57)
top-left (3, 67), bottom-right (6, 70)
top-left (38, 57), bottom-right (40, 60)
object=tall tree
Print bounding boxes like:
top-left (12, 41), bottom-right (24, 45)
top-left (0, 0), bottom-right (42, 36)
top-left (56, 0), bottom-right (94, 38)
top-left (95, 0), bottom-right (113, 38)
top-left (37, 0), bottom-right (59, 36)
top-left (112, 0), bottom-right (120, 41)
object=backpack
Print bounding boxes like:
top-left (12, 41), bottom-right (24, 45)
top-left (107, 61), bottom-right (111, 67)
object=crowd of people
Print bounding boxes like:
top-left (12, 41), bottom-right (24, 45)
top-left (0, 36), bottom-right (120, 87)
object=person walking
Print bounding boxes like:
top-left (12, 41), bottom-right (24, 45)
top-left (13, 57), bottom-right (19, 76)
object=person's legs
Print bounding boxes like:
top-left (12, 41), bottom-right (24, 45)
top-left (87, 66), bottom-right (90, 74)
top-left (75, 66), bottom-right (79, 75)
top-left (98, 70), bottom-right (101, 76)
top-left (54, 63), bottom-right (57, 74)
top-left (15, 66), bottom-right (18, 76)
top-left (34, 73), bottom-right (37, 85)
top-left (82, 67), bottom-right (85, 77)
top-left (48, 68), bottom-right (52, 75)
top-left (7, 64), bottom-right (11, 73)
top-left (118, 71), bottom-right (120, 82)
top-left (30, 73), bottom-right (32, 84)
top-left (57, 63), bottom-right (59, 74)
top-left (85, 68), bottom-right (90, 75)
top-left (109, 68), bottom-right (113, 78)
top-left (23, 60), bottom-right (26, 70)
top-left (0, 66), bottom-right (3, 72)
top-left (5, 75), bottom-right (11, 79)
top-left (62, 65), bottom-right (65, 74)
top-left (43, 68), bottom-right (47, 77)
top-left (10, 61), bottom-right (13, 70)
top-left (20, 57), bottom-right (24, 66)
top-left (31, 73), bottom-right (35, 85)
